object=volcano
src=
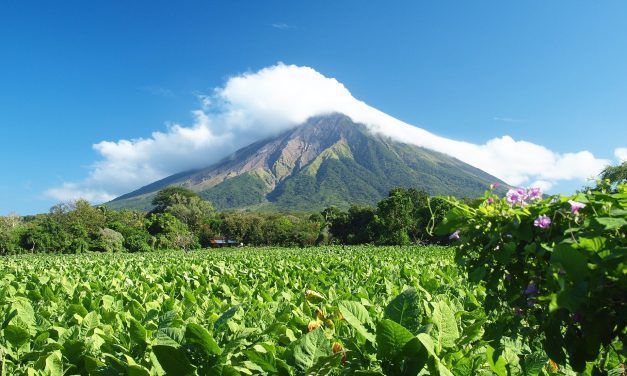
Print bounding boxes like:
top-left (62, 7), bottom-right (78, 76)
top-left (108, 113), bottom-right (506, 211)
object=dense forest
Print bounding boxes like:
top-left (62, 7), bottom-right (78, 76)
top-left (3, 162), bottom-right (623, 256)
top-left (0, 187), bottom-right (455, 255)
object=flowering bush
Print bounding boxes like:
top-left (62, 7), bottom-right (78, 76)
top-left (438, 182), bottom-right (626, 372)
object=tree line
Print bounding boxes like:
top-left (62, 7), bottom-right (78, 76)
top-left (0, 186), bottom-right (456, 255)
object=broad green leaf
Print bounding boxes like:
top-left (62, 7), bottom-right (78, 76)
top-left (184, 323), bottom-right (222, 357)
top-left (46, 351), bottom-right (64, 376)
top-left (158, 310), bottom-right (181, 329)
top-left (522, 351), bottom-right (548, 376)
top-left (3, 325), bottom-right (31, 348)
top-left (9, 297), bottom-right (36, 333)
top-left (452, 355), bottom-right (484, 376)
top-left (307, 353), bottom-right (342, 375)
top-left (66, 304), bottom-right (88, 319)
top-left (338, 300), bottom-right (375, 343)
top-left (577, 237), bottom-right (606, 252)
top-left (127, 364), bottom-right (151, 376)
top-left (129, 318), bottom-right (147, 345)
top-left (81, 311), bottom-right (100, 332)
top-left (62, 339), bottom-right (86, 364)
top-left (376, 319), bottom-right (414, 362)
top-left (551, 243), bottom-right (588, 282)
top-left (458, 320), bottom-right (485, 346)
top-left (83, 355), bottom-right (105, 373)
top-left (486, 345), bottom-right (507, 376)
top-left (431, 301), bottom-right (459, 350)
top-left (244, 349), bottom-right (277, 373)
top-left (101, 295), bottom-right (115, 310)
top-left (415, 333), bottom-right (436, 357)
top-left (400, 336), bottom-right (431, 375)
top-left (594, 217), bottom-right (626, 230)
top-left (154, 327), bottom-right (184, 346)
top-left (214, 305), bottom-right (241, 332)
top-left (35, 351), bottom-right (64, 376)
top-left (152, 344), bottom-right (196, 376)
top-left (291, 328), bottom-right (330, 372)
top-left (384, 288), bottom-right (423, 334)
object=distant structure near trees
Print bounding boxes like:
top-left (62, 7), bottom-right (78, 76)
top-left (209, 237), bottom-right (240, 248)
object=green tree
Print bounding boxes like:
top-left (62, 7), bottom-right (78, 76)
top-left (0, 214), bottom-right (23, 255)
top-left (374, 188), bottom-right (415, 245)
top-left (220, 212), bottom-right (263, 245)
top-left (49, 199), bottom-right (107, 252)
top-left (262, 215), bottom-right (295, 245)
top-left (151, 187), bottom-right (217, 247)
top-left (165, 195), bottom-right (216, 232)
top-left (147, 213), bottom-right (198, 251)
top-left (20, 216), bottom-right (70, 253)
top-left (106, 209), bottom-right (153, 252)
top-left (600, 161), bottom-right (627, 185)
top-left (291, 216), bottom-right (322, 247)
top-left (322, 206), bottom-right (349, 244)
top-left (344, 205), bottom-right (377, 244)
top-left (151, 186), bottom-right (199, 214)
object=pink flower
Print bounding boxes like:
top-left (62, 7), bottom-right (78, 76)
top-left (534, 215), bottom-right (551, 229)
top-left (568, 200), bottom-right (586, 215)
top-left (490, 182), bottom-right (501, 190)
top-left (527, 187), bottom-right (542, 201)
top-left (487, 197), bottom-right (494, 204)
top-left (506, 188), bottom-right (527, 205)
top-left (449, 230), bottom-right (461, 240)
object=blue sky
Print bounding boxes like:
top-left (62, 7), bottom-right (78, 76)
top-left (1, 1), bottom-right (626, 214)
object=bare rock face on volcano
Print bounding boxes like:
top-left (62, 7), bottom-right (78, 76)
top-left (108, 113), bottom-right (506, 211)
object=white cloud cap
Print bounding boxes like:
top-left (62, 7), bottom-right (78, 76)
top-left (45, 63), bottom-right (611, 202)
top-left (615, 147), bottom-right (627, 162)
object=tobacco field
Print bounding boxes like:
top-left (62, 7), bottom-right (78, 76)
top-left (0, 246), bottom-right (594, 375)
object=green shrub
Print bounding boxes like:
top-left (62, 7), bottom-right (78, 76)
top-left (124, 233), bottom-right (153, 253)
top-left (94, 228), bottom-right (125, 253)
top-left (20, 216), bottom-right (70, 253)
top-left (438, 183), bottom-right (627, 372)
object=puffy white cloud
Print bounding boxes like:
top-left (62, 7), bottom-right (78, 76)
top-left (615, 147), bottom-right (627, 162)
top-left (45, 63), bottom-right (611, 202)
top-left (529, 180), bottom-right (554, 192)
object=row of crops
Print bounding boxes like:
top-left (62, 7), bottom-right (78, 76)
top-left (0, 246), bottom-right (593, 375)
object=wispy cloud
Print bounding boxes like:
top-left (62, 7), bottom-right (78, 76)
top-left (45, 63), bottom-right (611, 203)
top-left (493, 116), bottom-right (525, 123)
top-left (271, 23), bottom-right (294, 30)
top-left (141, 85), bottom-right (174, 97)
top-left (193, 92), bottom-right (212, 110)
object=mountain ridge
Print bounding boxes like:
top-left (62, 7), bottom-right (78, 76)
top-left (107, 113), bottom-right (508, 211)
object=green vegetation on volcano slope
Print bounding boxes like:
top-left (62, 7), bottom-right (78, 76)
top-left (0, 246), bottom-right (595, 376)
